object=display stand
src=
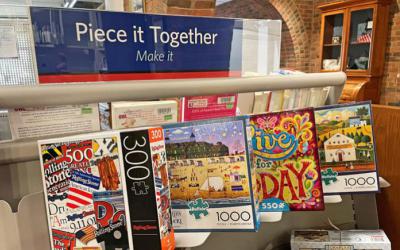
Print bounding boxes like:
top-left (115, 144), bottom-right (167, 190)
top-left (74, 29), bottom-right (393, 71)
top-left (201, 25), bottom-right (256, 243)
top-left (0, 72), bottom-right (370, 250)
top-left (260, 212), bottom-right (283, 223)
top-left (324, 195), bottom-right (343, 204)
top-left (379, 177), bottom-right (391, 188)
top-left (175, 232), bottom-right (211, 249)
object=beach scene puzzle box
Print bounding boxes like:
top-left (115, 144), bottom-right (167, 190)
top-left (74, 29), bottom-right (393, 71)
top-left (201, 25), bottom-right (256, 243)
top-left (163, 116), bottom-right (260, 232)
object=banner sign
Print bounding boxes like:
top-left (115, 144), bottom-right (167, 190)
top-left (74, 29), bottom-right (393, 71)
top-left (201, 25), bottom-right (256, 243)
top-left (30, 7), bottom-right (243, 83)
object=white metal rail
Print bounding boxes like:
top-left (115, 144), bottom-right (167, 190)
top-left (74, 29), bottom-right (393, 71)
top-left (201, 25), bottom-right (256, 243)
top-left (0, 72), bottom-right (346, 108)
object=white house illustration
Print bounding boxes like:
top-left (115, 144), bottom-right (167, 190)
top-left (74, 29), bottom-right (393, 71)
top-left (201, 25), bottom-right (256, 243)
top-left (349, 116), bottom-right (367, 127)
top-left (324, 133), bottom-right (356, 162)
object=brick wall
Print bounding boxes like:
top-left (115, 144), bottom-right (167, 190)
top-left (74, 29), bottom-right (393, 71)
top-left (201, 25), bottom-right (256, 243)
top-left (268, 0), bottom-right (315, 72)
top-left (144, 0), bottom-right (216, 16)
top-left (143, 0), bottom-right (167, 13)
top-left (380, 0), bottom-right (400, 104)
top-left (216, 0), bottom-right (296, 69)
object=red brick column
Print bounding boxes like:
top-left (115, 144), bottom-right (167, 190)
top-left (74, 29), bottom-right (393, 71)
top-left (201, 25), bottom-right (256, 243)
top-left (145, 0), bottom-right (216, 16)
top-left (269, 0), bottom-right (314, 72)
top-left (380, 0), bottom-right (400, 104)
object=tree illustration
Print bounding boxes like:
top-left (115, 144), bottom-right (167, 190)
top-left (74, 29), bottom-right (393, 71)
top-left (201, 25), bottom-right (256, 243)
top-left (361, 135), bottom-right (371, 144)
top-left (356, 107), bottom-right (369, 116)
top-left (354, 135), bottom-right (361, 146)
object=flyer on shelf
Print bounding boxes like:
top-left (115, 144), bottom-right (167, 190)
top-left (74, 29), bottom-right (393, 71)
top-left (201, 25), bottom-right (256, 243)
top-left (38, 132), bottom-right (129, 250)
top-left (250, 108), bottom-right (325, 212)
top-left (314, 101), bottom-right (379, 194)
top-left (163, 116), bottom-right (260, 232)
top-left (9, 104), bottom-right (100, 140)
top-left (119, 128), bottom-right (175, 250)
top-left (181, 94), bottom-right (238, 121)
top-left (111, 101), bottom-right (178, 129)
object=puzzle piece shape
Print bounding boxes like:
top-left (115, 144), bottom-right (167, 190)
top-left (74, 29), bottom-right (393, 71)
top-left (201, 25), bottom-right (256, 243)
top-left (188, 198), bottom-right (209, 219)
top-left (321, 168), bottom-right (338, 186)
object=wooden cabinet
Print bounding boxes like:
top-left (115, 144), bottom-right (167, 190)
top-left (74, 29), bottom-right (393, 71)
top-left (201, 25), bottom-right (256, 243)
top-left (372, 105), bottom-right (400, 250)
top-left (318, 0), bottom-right (391, 103)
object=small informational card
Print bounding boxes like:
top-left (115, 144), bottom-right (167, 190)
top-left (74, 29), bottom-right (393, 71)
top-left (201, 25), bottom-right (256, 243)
top-left (0, 26), bottom-right (18, 58)
top-left (111, 101), bottom-right (177, 129)
top-left (314, 101), bottom-right (379, 194)
top-left (8, 104), bottom-right (100, 140)
top-left (182, 94), bottom-right (238, 121)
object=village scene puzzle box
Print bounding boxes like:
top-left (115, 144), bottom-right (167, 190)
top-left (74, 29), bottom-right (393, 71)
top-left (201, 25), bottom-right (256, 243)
top-left (314, 102), bottom-right (379, 194)
top-left (163, 116), bottom-right (260, 232)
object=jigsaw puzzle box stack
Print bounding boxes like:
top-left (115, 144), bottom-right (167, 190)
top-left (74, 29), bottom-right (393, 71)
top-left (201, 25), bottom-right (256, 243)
top-left (0, 4), bottom-right (392, 250)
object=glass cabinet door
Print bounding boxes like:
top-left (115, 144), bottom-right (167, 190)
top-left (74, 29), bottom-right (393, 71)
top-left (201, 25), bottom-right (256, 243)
top-left (321, 13), bottom-right (344, 71)
top-left (346, 8), bottom-right (374, 71)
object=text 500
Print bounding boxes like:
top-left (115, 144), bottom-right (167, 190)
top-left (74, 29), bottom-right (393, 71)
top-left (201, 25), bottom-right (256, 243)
top-left (344, 177), bottom-right (376, 186)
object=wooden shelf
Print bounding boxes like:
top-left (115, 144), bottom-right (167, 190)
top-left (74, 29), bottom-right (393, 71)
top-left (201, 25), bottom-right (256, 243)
top-left (324, 43), bottom-right (342, 47)
top-left (321, 69), bottom-right (341, 72)
top-left (350, 42), bottom-right (371, 45)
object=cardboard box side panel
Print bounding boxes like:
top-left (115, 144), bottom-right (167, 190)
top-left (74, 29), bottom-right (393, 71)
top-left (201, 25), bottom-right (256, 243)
top-left (149, 128), bottom-right (175, 250)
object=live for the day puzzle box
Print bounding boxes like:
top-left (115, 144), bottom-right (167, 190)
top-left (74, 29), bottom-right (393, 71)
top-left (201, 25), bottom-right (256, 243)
top-left (163, 116), bottom-right (260, 232)
top-left (250, 108), bottom-right (325, 212)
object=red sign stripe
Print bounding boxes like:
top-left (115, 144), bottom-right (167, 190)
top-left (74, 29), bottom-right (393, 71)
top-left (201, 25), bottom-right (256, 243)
top-left (38, 71), bottom-right (241, 84)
